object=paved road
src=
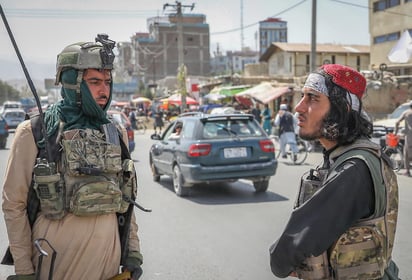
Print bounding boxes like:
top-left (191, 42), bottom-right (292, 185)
top-left (0, 131), bottom-right (411, 279)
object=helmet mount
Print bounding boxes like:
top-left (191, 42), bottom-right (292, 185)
top-left (95, 33), bottom-right (115, 69)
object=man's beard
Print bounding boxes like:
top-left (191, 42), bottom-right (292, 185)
top-left (299, 112), bottom-right (338, 141)
top-left (299, 122), bottom-right (323, 141)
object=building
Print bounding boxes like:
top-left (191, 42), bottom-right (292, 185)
top-left (131, 13), bottom-right (210, 85)
top-left (259, 43), bottom-right (370, 78)
top-left (227, 49), bottom-right (260, 74)
top-left (259, 18), bottom-right (287, 55)
top-left (369, 0), bottom-right (412, 75)
top-left (210, 48), bottom-right (260, 76)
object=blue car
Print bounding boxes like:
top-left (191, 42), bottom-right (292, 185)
top-left (0, 115), bottom-right (9, 149)
top-left (150, 112), bottom-right (277, 196)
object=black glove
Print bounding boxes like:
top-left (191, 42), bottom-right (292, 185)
top-left (7, 274), bottom-right (35, 280)
top-left (123, 253), bottom-right (143, 280)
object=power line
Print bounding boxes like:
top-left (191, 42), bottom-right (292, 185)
top-left (3, 8), bottom-right (158, 18)
top-left (211, 0), bottom-right (308, 35)
top-left (331, 0), bottom-right (412, 18)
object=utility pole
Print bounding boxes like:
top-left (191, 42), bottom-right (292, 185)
top-left (310, 0), bottom-right (317, 72)
top-left (163, 1), bottom-right (195, 112)
top-left (240, 0), bottom-right (244, 51)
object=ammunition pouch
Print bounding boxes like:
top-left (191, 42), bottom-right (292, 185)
top-left (33, 172), bottom-right (65, 220)
top-left (329, 223), bottom-right (386, 280)
top-left (297, 252), bottom-right (331, 280)
top-left (295, 169), bottom-right (326, 208)
top-left (69, 178), bottom-right (122, 216)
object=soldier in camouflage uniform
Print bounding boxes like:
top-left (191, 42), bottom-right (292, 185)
top-left (2, 35), bottom-right (143, 280)
top-left (269, 64), bottom-right (400, 280)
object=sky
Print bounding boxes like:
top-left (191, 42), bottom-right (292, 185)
top-left (0, 0), bottom-right (370, 80)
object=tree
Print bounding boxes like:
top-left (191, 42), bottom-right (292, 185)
top-left (177, 64), bottom-right (187, 111)
top-left (0, 80), bottom-right (21, 104)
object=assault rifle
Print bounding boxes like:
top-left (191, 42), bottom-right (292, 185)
top-left (0, 3), bottom-right (51, 267)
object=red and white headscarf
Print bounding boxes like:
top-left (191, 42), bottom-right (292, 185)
top-left (303, 64), bottom-right (369, 118)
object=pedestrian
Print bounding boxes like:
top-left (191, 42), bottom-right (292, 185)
top-left (153, 109), bottom-right (164, 134)
top-left (2, 35), bottom-right (143, 280)
top-left (251, 103), bottom-right (262, 124)
top-left (274, 103), bottom-right (298, 159)
top-left (129, 107), bottom-right (138, 130)
top-left (261, 103), bottom-right (272, 135)
top-left (269, 64), bottom-right (400, 279)
top-left (394, 101), bottom-right (412, 177)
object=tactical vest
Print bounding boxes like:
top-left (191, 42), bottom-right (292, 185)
top-left (295, 140), bottom-right (398, 280)
top-left (32, 123), bottom-right (136, 219)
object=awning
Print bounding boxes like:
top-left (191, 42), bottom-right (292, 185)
top-left (132, 97), bottom-right (152, 105)
top-left (236, 82), bottom-right (291, 104)
top-left (160, 93), bottom-right (199, 105)
top-left (210, 85), bottom-right (252, 96)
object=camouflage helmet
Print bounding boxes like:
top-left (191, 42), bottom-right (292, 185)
top-left (55, 34), bottom-right (116, 85)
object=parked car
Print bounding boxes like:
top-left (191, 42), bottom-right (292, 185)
top-left (2, 101), bottom-right (23, 111)
top-left (2, 108), bottom-right (26, 129)
top-left (107, 110), bottom-right (135, 153)
top-left (149, 112), bottom-right (277, 196)
top-left (373, 101), bottom-right (411, 146)
top-left (0, 115), bottom-right (9, 149)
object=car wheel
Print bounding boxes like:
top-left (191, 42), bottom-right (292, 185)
top-left (173, 164), bottom-right (189, 197)
top-left (253, 179), bottom-right (269, 192)
top-left (150, 157), bottom-right (161, 182)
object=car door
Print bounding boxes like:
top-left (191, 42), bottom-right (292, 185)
top-left (151, 122), bottom-right (178, 175)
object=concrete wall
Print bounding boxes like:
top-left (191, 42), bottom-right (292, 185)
top-left (363, 82), bottom-right (412, 119)
top-left (267, 51), bottom-right (369, 78)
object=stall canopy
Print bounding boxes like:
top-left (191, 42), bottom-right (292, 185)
top-left (210, 85), bottom-right (251, 97)
top-left (132, 97), bottom-right (152, 105)
top-left (161, 93), bottom-right (199, 105)
top-left (203, 93), bottom-right (226, 101)
top-left (236, 82), bottom-right (291, 104)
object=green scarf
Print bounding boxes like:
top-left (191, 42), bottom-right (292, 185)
top-left (41, 69), bottom-right (112, 144)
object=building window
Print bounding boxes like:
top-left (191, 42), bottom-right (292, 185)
top-left (389, 0), bottom-right (400, 7)
top-left (356, 56), bottom-right (361, 71)
top-left (331, 55), bottom-right (336, 64)
top-left (373, 31), bottom-right (400, 44)
top-left (373, 0), bottom-right (400, 11)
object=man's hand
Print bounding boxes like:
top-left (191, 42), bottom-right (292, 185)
top-left (123, 251), bottom-right (143, 280)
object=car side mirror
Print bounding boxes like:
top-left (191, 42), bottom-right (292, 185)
top-left (151, 133), bottom-right (161, 140)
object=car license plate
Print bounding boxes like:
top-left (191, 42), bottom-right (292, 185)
top-left (224, 147), bottom-right (247, 158)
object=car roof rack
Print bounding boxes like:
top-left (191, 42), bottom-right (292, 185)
top-left (179, 112), bottom-right (205, 118)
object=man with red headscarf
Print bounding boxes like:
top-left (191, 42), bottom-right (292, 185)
top-left (269, 64), bottom-right (400, 279)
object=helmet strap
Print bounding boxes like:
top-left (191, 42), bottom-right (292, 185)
top-left (61, 69), bottom-right (84, 108)
top-left (75, 70), bottom-right (83, 107)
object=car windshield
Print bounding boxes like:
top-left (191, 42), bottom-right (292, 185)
top-left (388, 104), bottom-right (409, 119)
top-left (4, 111), bottom-right (25, 118)
top-left (202, 118), bottom-right (263, 139)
